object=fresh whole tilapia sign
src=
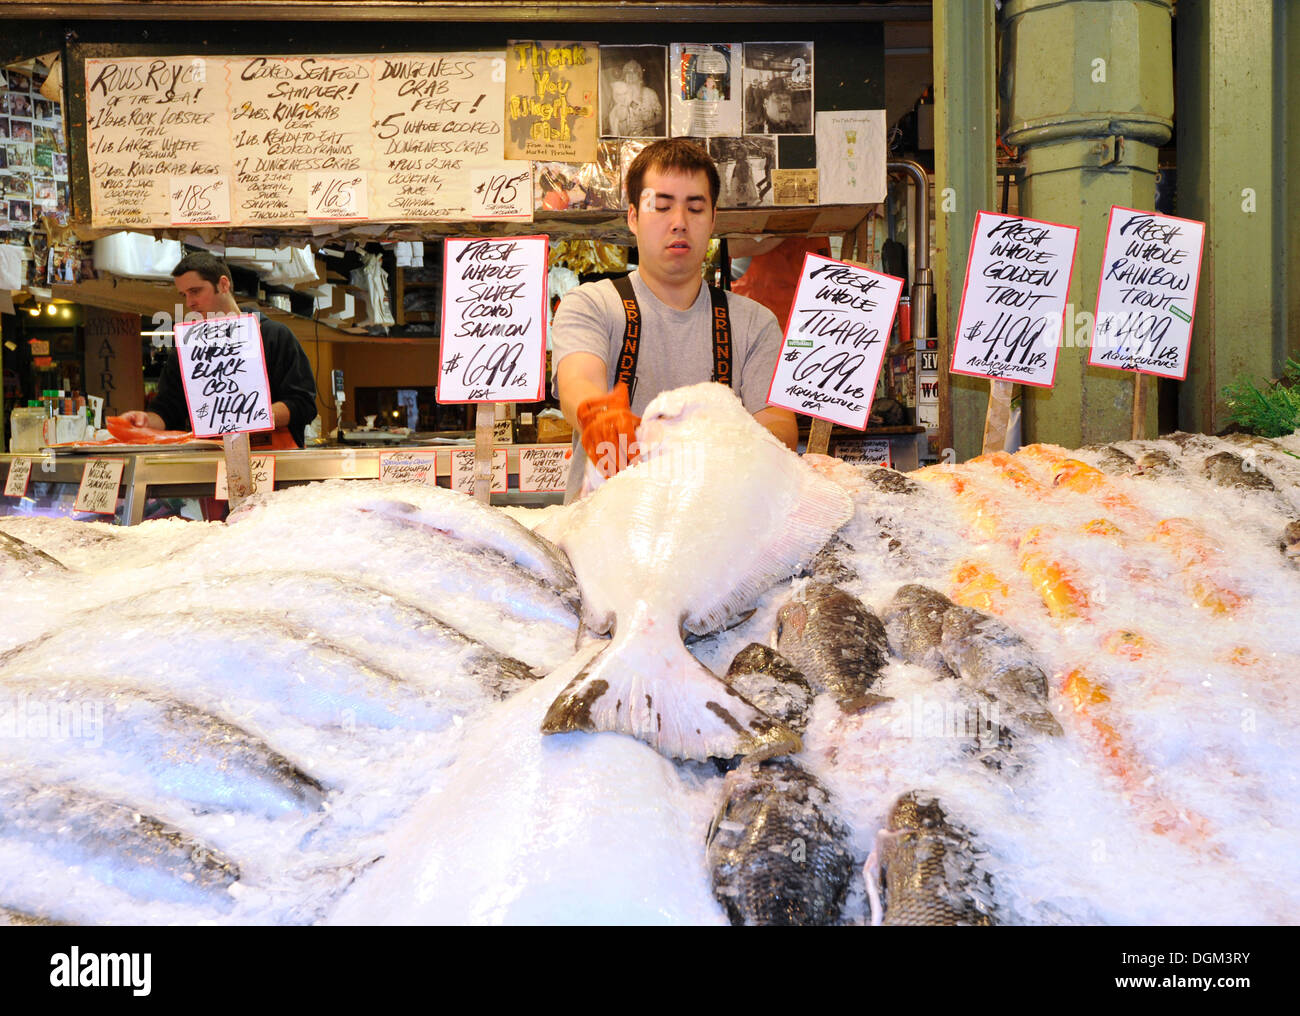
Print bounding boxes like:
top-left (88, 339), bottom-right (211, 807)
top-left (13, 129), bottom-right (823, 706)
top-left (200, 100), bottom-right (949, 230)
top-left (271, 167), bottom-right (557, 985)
top-left (542, 383), bottom-right (854, 761)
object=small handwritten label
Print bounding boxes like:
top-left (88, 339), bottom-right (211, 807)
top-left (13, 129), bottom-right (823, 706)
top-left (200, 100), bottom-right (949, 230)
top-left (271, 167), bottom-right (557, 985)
top-left (831, 438), bottom-right (892, 468)
top-left (438, 236), bottom-right (548, 403)
top-left (4, 458), bottom-right (33, 497)
top-left (173, 312), bottom-right (274, 437)
top-left (449, 447), bottom-right (507, 493)
top-left (74, 458), bottom-right (126, 514)
top-left (771, 168), bottom-right (819, 206)
top-left (766, 253), bottom-right (903, 429)
top-left (378, 450), bottom-right (439, 484)
top-left (215, 454), bottom-right (275, 500)
top-left (492, 419), bottom-right (514, 444)
top-left (307, 171), bottom-right (368, 219)
top-left (470, 167), bottom-right (533, 219)
top-left (1088, 206), bottom-right (1205, 381)
top-left (951, 212), bottom-right (1079, 388)
top-left (170, 174), bottom-right (230, 224)
top-left (518, 444), bottom-right (568, 492)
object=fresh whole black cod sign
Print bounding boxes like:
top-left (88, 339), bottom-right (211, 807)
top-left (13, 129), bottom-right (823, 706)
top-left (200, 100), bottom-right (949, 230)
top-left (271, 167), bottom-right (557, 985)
top-left (1088, 206), bottom-right (1205, 379)
top-left (173, 313), bottom-right (274, 437)
top-left (951, 212), bottom-right (1079, 387)
top-left (766, 253), bottom-right (903, 429)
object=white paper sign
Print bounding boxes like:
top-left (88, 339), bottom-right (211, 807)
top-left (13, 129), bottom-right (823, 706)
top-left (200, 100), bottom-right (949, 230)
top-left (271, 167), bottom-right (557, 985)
top-left (518, 445), bottom-right (569, 493)
top-left (1088, 206), bottom-right (1205, 380)
top-left (449, 447), bottom-right (507, 494)
top-left (669, 43), bottom-right (742, 138)
top-left (378, 450), bottom-right (439, 484)
top-left (831, 437), bottom-right (892, 467)
top-left (170, 175), bottom-right (231, 225)
top-left (766, 254), bottom-right (903, 429)
top-left (173, 313), bottom-right (274, 437)
top-left (951, 212), bottom-right (1079, 388)
top-left (74, 458), bottom-right (126, 514)
top-left (215, 454), bottom-right (275, 500)
top-left (307, 171), bottom-right (368, 220)
top-left (4, 457), bottom-right (32, 497)
top-left (438, 236), bottom-right (548, 403)
top-left (815, 110), bottom-right (886, 204)
top-left (470, 167), bottom-right (533, 220)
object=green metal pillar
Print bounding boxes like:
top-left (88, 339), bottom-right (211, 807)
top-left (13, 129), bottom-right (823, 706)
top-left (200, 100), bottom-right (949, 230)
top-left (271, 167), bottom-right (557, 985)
top-left (1176, 0), bottom-right (1283, 433)
top-left (1287, 2), bottom-right (1300, 362)
top-left (1002, 0), bottom-right (1173, 447)
top-left (935, 0), bottom-right (998, 461)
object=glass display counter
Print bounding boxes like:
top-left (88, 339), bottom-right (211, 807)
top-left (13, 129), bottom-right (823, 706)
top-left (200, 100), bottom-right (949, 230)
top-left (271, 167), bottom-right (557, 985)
top-left (0, 446), bottom-right (564, 526)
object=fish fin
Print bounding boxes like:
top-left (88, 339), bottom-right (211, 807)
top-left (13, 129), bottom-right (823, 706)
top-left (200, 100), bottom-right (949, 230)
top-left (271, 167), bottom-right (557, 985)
top-left (837, 692), bottom-right (893, 713)
top-left (684, 469), bottom-right (853, 635)
top-left (541, 631), bottom-right (800, 763)
top-left (864, 848), bottom-right (884, 926)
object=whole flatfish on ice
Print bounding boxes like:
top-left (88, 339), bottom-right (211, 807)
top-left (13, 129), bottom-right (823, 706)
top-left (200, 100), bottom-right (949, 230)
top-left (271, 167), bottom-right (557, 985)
top-left (542, 383), bottom-right (854, 761)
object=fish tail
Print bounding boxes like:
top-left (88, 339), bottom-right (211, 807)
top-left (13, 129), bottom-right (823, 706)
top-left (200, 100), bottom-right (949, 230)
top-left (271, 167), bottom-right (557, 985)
top-left (541, 630), bottom-right (800, 763)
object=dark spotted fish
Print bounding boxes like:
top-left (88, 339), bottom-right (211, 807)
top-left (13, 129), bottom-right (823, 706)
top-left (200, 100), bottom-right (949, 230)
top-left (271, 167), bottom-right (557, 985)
top-left (723, 644), bottom-right (815, 735)
top-left (867, 792), bottom-right (996, 926)
top-left (774, 582), bottom-right (890, 712)
top-left (1090, 444), bottom-right (1137, 475)
top-left (1164, 431), bottom-right (1214, 451)
top-left (939, 605), bottom-right (1063, 737)
top-left (1282, 520), bottom-right (1300, 564)
top-left (706, 759), bottom-right (854, 926)
top-left (800, 533), bottom-right (859, 585)
top-left (882, 583), bottom-right (959, 680)
top-left (1134, 448), bottom-right (1180, 477)
top-left (1202, 451), bottom-right (1278, 492)
top-left (862, 467), bottom-right (920, 496)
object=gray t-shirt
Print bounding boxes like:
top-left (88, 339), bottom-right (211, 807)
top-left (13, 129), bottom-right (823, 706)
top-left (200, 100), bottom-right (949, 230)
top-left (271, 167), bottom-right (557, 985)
top-left (551, 269), bottom-right (783, 501)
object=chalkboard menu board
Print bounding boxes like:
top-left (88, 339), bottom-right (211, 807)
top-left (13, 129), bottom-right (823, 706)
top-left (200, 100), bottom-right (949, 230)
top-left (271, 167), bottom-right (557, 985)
top-left (84, 52), bottom-right (524, 227)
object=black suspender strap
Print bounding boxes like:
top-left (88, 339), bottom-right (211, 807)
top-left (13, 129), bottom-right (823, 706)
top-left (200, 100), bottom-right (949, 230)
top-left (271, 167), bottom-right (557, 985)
top-left (611, 274), bottom-right (641, 397)
top-left (611, 274), bottom-right (734, 396)
top-left (707, 283), bottom-right (733, 388)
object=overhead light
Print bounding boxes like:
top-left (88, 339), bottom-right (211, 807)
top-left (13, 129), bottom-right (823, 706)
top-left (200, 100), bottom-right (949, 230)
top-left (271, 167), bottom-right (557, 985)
top-left (46, 304), bottom-right (58, 316)
top-left (60, 307), bottom-right (70, 318)
top-left (28, 307), bottom-right (40, 317)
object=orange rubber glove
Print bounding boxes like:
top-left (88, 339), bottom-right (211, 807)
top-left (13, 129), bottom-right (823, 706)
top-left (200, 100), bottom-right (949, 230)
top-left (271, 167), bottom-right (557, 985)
top-left (577, 383), bottom-right (641, 478)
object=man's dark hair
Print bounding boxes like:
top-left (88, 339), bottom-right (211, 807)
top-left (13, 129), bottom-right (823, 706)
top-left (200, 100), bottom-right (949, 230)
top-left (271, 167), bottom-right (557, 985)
top-left (625, 138), bottom-right (720, 210)
top-left (171, 250), bottom-right (233, 287)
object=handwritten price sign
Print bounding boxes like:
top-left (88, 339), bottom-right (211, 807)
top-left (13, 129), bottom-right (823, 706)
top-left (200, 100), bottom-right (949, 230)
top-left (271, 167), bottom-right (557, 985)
top-left (470, 167), bottom-right (533, 219)
top-left (518, 445), bottom-right (569, 493)
top-left (307, 171), bottom-right (368, 219)
top-left (1088, 206), bottom-right (1205, 380)
top-left (4, 458), bottom-right (32, 498)
top-left (170, 174), bottom-right (230, 225)
top-left (174, 313), bottom-right (274, 438)
top-left (766, 253), bottom-right (903, 429)
top-left (216, 454), bottom-right (275, 500)
top-left (951, 212), bottom-right (1078, 388)
top-left (449, 447), bottom-right (507, 494)
top-left (74, 458), bottom-right (126, 515)
top-left (378, 450), bottom-right (439, 484)
top-left (438, 236), bottom-right (548, 403)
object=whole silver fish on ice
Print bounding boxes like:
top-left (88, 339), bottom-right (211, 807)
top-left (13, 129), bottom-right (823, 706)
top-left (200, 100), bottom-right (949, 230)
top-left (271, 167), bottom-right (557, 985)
top-left (540, 383), bottom-right (854, 761)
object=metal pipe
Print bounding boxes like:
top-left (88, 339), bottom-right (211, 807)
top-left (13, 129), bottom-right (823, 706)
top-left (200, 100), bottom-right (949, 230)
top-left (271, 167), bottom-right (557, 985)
top-left (887, 158), bottom-right (932, 341)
